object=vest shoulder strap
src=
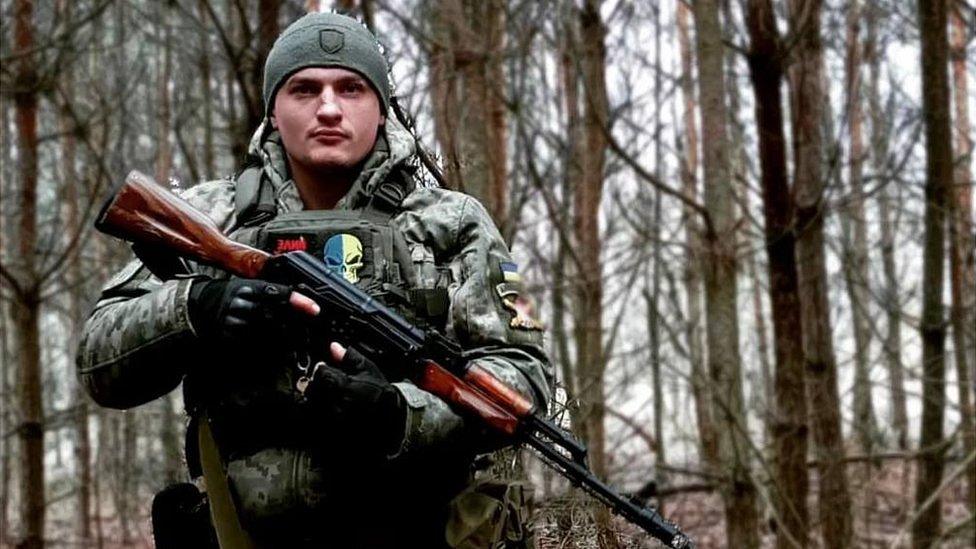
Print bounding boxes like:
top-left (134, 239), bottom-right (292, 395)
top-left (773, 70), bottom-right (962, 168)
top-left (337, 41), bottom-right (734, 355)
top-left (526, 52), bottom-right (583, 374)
top-left (234, 166), bottom-right (276, 228)
top-left (362, 169), bottom-right (416, 220)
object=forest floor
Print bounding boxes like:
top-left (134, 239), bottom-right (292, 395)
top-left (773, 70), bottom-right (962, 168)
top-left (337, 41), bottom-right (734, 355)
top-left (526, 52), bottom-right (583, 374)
top-left (535, 459), bottom-right (974, 548)
top-left (5, 458), bottom-right (972, 548)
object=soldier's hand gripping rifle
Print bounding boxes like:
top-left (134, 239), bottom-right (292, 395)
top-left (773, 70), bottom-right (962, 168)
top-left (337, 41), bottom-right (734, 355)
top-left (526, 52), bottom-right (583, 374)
top-left (95, 171), bottom-right (696, 549)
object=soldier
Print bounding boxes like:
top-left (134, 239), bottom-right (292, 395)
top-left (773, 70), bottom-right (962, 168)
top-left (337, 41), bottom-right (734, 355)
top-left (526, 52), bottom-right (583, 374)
top-left (77, 12), bottom-right (551, 549)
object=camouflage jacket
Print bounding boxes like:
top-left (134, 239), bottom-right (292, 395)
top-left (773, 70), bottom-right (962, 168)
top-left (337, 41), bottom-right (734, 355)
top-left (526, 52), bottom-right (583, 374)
top-left (76, 117), bottom-right (552, 464)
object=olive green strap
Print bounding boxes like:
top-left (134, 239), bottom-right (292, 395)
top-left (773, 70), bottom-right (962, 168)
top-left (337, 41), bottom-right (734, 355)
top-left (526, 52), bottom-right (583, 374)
top-left (198, 418), bottom-right (257, 549)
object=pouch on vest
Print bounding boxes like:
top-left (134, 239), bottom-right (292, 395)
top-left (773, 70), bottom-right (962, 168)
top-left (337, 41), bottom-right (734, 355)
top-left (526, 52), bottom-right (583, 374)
top-left (445, 479), bottom-right (535, 549)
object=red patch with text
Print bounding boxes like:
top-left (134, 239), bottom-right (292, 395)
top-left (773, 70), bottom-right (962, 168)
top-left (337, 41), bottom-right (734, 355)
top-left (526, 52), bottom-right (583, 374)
top-left (273, 236), bottom-right (308, 255)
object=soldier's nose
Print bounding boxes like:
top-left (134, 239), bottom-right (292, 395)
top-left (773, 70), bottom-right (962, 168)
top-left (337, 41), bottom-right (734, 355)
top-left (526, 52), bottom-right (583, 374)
top-left (316, 91), bottom-right (342, 121)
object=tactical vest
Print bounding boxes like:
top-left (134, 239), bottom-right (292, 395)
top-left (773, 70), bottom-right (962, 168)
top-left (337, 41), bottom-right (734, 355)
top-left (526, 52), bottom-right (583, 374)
top-left (232, 165), bottom-right (450, 329)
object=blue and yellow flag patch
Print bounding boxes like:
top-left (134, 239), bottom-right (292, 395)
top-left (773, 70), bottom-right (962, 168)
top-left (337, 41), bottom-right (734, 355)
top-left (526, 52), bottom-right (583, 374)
top-left (500, 262), bottom-right (521, 283)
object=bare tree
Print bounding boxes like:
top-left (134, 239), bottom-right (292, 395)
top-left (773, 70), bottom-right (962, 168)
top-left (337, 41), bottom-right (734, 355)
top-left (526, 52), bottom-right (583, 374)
top-left (912, 0), bottom-right (952, 545)
top-left (7, 1), bottom-right (45, 546)
top-left (788, 0), bottom-right (852, 546)
top-left (693, 0), bottom-right (759, 545)
top-left (840, 0), bottom-right (878, 455)
top-left (198, 0), bottom-right (217, 179)
top-left (428, 0), bottom-right (509, 233)
top-left (53, 0), bottom-right (93, 538)
top-left (155, 1), bottom-right (184, 487)
top-left (200, 0), bottom-right (283, 159)
top-left (676, 0), bottom-right (716, 468)
top-left (572, 1), bottom-right (616, 544)
top-left (745, 0), bottom-right (809, 545)
top-left (1, 96), bottom-right (16, 544)
top-left (865, 0), bottom-right (908, 450)
top-left (947, 0), bottom-right (975, 509)
top-left (649, 0), bottom-right (666, 516)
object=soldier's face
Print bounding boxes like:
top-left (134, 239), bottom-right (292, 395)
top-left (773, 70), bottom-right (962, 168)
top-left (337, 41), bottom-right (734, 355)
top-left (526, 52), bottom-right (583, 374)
top-left (271, 67), bottom-right (384, 175)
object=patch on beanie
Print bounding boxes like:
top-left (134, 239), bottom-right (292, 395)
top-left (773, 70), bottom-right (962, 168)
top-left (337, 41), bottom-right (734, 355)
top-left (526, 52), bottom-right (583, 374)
top-left (319, 29), bottom-right (344, 54)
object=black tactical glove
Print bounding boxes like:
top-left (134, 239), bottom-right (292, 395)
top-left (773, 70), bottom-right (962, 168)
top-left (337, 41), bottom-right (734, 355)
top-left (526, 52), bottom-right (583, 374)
top-left (303, 346), bottom-right (407, 457)
top-left (188, 278), bottom-right (294, 344)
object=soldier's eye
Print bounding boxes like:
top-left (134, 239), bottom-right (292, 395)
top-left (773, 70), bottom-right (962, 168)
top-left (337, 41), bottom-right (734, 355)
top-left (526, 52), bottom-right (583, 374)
top-left (339, 81), bottom-right (366, 94)
top-left (289, 82), bottom-right (318, 96)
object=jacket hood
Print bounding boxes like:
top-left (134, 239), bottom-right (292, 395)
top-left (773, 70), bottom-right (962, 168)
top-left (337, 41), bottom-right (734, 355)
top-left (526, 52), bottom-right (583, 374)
top-left (243, 114), bottom-right (417, 212)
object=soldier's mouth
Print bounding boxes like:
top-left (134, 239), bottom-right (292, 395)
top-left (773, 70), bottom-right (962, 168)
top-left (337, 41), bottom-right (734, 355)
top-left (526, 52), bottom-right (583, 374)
top-left (311, 129), bottom-right (347, 140)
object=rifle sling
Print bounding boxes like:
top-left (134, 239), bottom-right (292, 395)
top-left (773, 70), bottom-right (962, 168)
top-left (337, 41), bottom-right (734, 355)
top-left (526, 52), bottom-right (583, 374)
top-left (198, 417), bottom-right (257, 549)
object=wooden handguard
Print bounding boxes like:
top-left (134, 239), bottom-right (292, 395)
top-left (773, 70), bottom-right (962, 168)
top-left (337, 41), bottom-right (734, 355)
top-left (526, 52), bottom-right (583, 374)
top-left (415, 361), bottom-right (520, 436)
top-left (96, 170), bottom-right (269, 279)
top-left (463, 364), bottom-right (535, 418)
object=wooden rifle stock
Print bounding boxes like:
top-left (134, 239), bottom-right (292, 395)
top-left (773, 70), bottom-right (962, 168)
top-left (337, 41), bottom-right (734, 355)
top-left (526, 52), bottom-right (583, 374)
top-left (95, 170), bottom-right (269, 279)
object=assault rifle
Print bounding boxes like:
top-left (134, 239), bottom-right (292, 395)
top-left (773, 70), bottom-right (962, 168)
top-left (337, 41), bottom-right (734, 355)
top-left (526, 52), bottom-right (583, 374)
top-left (95, 170), bottom-right (695, 549)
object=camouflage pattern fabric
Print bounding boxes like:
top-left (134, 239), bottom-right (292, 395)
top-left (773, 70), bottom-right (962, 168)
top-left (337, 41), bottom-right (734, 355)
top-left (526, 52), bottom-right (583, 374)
top-left (76, 116), bottom-right (553, 544)
top-left (446, 479), bottom-right (535, 549)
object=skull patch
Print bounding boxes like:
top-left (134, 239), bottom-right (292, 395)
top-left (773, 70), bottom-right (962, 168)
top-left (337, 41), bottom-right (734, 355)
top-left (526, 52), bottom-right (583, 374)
top-left (323, 234), bottom-right (364, 283)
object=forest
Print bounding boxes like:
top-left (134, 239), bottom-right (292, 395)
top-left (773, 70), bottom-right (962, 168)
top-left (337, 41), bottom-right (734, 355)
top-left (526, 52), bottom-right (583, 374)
top-left (0, 0), bottom-right (973, 547)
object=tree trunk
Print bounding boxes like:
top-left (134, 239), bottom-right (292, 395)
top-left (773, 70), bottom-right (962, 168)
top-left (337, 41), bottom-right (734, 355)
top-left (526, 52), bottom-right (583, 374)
top-left (744, 1), bottom-right (809, 546)
top-left (428, 0), bottom-right (461, 190)
top-left (156, 1), bottom-right (172, 185)
top-left (748, 252), bottom-right (775, 447)
top-left (648, 0), bottom-right (666, 516)
top-left (154, 1), bottom-right (183, 487)
top-left (724, 0), bottom-right (774, 457)
top-left (1, 318), bottom-right (11, 547)
top-left (555, 9), bottom-right (579, 416)
top-left (71, 373), bottom-right (93, 543)
top-left (198, 0), bottom-right (216, 179)
top-left (948, 154), bottom-right (976, 514)
top-left (225, 0), bottom-right (239, 160)
top-left (12, 1), bottom-right (45, 546)
top-left (693, 1), bottom-right (759, 546)
top-left (949, 0), bottom-right (975, 376)
top-left (865, 0), bottom-right (908, 450)
top-left (428, 0), bottom-right (508, 231)
top-left (121, 411), bottom-right (137, 544)
top-left (912, 0), bottom-right (952, 545)
top-left (574, 2), bottom-right (616, 545)
top-left (254, 0), bottom-right (281, 128)
top-left (224, 0), bottom-right (280, 159)
top-left (56, 1), bottom-right (92, 538)
top-left (93, 409), bottom-right (106, 549)
top-left (787, 1), bottom-right (853, 547)
top-left (0, 214), bottom-right (13, 547)
top-left (1, 69), bottom-right (15, 549)
top-left (841, 0), bottom-right (878, 455)
top-left (66, 201), bottom-right (93, 543)
top-left (948, 0), bottom-right (975, 510)
top-left (676, 0), bottom-right (716, 468)
top-left (485, 0), bottom-right (508, 236)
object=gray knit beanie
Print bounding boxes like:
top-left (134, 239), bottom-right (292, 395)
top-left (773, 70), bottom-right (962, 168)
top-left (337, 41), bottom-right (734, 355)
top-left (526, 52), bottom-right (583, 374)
top-left (263, 12), bottom-right (390, 115)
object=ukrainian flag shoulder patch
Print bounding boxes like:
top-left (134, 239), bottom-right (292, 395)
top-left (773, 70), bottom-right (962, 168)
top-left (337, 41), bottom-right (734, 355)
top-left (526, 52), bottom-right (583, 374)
top-left (500, 262), bottom-right (521, 283)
